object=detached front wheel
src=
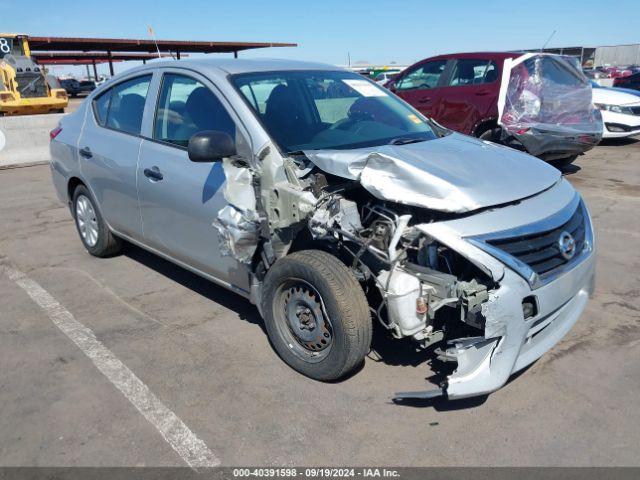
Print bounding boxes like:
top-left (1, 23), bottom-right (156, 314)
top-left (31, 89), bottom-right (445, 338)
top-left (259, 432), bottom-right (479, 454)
top-left (261, 250), bottom-right (372, 381)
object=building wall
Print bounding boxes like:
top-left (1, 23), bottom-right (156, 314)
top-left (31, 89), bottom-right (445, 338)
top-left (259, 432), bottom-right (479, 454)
top-left (594, 44), bottom-right (640, 67)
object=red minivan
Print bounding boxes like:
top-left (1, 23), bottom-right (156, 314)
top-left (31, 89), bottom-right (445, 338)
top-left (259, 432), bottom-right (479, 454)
top-left (387, 52), bottom-right (602, 165)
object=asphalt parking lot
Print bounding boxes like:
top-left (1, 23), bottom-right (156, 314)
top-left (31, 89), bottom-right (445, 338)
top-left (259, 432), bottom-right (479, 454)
top-left (1, 139), bottom-right (639, 467)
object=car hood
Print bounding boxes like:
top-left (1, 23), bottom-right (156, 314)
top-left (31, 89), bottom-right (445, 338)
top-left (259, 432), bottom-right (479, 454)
top-left (303, 133), bottom-right (561, 213)
top-left (593, 87), bottom-right (640, 105)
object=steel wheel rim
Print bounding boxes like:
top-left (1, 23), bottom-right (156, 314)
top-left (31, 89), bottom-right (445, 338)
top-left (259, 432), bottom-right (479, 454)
top-left (76, 195), bottom-right (99, 247)
top-left (274, 278), bottom-right (333, 363)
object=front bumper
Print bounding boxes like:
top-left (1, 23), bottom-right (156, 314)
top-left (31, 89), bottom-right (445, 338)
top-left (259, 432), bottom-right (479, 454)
top-left (444, 251), bottom-right (594, 399)
top-left (600, 110), bottom-right (640, 138)
top-left (395, 183), bottom-right (596, 400)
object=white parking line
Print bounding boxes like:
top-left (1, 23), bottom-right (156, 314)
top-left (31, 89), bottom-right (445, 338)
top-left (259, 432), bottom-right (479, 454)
top-left (2, 265), bottom-right (220, 468)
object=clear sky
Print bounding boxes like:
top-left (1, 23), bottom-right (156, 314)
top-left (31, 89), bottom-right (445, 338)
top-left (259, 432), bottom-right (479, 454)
top-left (3, 0), bottom-right (639, 78)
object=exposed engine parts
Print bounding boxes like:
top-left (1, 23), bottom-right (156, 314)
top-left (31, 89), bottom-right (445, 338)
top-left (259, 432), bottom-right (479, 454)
top-left (213, 144), bottom-right (496, 363)
top-left (292, 174), bottom-right (495, 349)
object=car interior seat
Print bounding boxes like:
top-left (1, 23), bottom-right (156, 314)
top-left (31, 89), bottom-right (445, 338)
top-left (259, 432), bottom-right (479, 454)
top-left (114, 94), bottom-right (146, 134)
top-left (175, 87), bottom-right (235, 142)
top-left (456, 63), bottom-right (476, 85)
top-left (264, 84), bottom-right (308, 146)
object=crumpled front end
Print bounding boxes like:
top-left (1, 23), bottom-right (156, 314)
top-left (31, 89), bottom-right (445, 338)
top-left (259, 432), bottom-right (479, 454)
top-left (212, 118), bottom-right (595, 401)
top-left (393, 181), bottom-right (596, 400)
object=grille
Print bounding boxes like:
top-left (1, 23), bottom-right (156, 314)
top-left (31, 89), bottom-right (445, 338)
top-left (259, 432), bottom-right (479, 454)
top-left (16, 72), bottom-right (47, 99)
top-left (486, 204), bottom-right (585, 277)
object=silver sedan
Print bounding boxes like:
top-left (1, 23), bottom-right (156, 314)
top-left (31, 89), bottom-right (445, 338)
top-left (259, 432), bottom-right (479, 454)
top-left (50, 58), bottom-right (595, 399)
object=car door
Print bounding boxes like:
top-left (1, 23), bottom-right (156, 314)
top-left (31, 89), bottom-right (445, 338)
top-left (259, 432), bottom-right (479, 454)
top-left (432, 58), bottom-right (500, 134)
top-left (391, 59), bottom-right (448, 117)
top-left (137, 70), bottom-right (253, 291)
top-left (78, 74), bottom-right (153, 239)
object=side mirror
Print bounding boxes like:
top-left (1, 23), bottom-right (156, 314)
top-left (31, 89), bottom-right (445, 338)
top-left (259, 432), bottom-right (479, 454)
top-left (187, 130), bottom-right (236, 162)
top-left (386, 80), bottom-right (397, 92)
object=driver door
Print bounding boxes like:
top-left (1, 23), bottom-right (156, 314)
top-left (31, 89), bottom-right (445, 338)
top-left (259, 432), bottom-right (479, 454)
top-left (136, 70), bottom-right (253, 291)
top-left (393, 59), bottom-right (448, 117)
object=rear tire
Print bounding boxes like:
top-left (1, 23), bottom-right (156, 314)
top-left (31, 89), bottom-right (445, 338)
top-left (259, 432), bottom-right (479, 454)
top-left (72, 185), bottom-right (122, 257)
top-left (478, 126), bottom-right (502, 143)
top-left (261, 250), bottom-right (372, 381)
top-left (550, 155), bottom-right (578, 169)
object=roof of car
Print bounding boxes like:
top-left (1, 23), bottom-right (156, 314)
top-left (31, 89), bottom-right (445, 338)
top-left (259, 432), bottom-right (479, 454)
top-left (137, 57), bottom-right (344, 75)
top-left (424, 51), bottom-right (522, 61)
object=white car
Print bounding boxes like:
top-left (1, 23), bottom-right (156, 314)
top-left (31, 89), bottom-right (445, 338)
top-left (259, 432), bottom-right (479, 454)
top-left (373, 71), bottom-right (400, 85)
top-left (592, 82), bottom-right (640, 138)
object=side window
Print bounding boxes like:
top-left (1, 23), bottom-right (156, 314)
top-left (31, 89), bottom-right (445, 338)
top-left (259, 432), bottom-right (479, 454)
top-left (93, 90), bottom-right (111, 126)
top-left (396, 60), bottom-right (447, 91)
top-left (448, 60), bottom-right (498, 86)
top-left (104, 75), bottom-right (152, 135)
top-left (154, 74), bottom-right (236, 148)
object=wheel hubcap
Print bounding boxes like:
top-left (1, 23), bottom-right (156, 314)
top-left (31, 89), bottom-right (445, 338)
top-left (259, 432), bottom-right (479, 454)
top-left (75, 195), bottom-right (99, 247)
top-left (281, 281), bottom-right (333, 356)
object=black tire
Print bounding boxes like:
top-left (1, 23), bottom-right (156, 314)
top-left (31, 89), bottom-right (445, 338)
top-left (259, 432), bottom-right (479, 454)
top-left (478, 126), bottom-right (502, 143)
top-left (550, 155), bottom-right (578, 169)
top-left (261, 250), bottom-right (372, 381)
top-left (71, 185), bottom-right (122, 257)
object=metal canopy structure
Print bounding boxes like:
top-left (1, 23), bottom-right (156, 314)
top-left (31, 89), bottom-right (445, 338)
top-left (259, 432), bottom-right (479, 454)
top-left (28, 35), bottom-right (297, 76)
top-left (33, 52), bottom-right (175, 65)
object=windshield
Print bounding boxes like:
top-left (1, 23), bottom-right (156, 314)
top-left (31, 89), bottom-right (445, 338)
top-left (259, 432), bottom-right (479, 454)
top-left (232, 70), bottom-right (436, 152)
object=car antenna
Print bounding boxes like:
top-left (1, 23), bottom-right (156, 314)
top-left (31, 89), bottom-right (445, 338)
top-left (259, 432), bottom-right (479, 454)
top-left (147, 26), bottom-right (175, 60)
top-left (541, 30), bottom-right (557, 52)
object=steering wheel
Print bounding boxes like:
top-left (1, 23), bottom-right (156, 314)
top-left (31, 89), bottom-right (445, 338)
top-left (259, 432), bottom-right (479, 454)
top-left (329, 108), bottom-right (375, 131)
top-left (328, 117), bottom-right (355, 131)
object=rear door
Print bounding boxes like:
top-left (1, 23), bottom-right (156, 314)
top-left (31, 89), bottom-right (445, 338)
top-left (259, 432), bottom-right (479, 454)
top-left (432, 58), bottom-right (500, 134)
top-left (392, 59), bottom-right (448, 117)
top-left (136, 69), bottom-right (253, 290)
top-left (78, 74), bottom-right (153, 239)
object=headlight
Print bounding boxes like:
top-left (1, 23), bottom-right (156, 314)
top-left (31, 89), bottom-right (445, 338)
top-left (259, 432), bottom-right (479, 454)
top-left (595, 103), bottom-right (634, 115)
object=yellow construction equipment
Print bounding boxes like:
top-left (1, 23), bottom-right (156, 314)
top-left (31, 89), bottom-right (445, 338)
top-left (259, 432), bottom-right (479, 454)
top-left (0, 33), bottom-right (68, 116)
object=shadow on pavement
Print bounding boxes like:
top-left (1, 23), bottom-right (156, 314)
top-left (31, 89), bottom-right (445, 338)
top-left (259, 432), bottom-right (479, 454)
top-left (121, 241), bottom-right (263, 330)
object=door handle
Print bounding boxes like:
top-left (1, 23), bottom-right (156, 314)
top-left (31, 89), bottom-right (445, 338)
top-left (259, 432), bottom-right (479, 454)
top-left (419, 97), bottom-right (432, 103)
top-left (143, 166), bottom-right (164, 181)
top-left (79, 147), bottom-right (93, 159)
top-left (475, 90), bottom-right (490, 96)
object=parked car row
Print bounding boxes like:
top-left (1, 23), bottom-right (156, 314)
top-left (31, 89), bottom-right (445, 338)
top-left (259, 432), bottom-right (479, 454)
top-left (59, 78), bottom-right (98, 97)
top-left (613, 71), bottom-right (640, 91)
top-left (385, 52), bottom-right (603, 166)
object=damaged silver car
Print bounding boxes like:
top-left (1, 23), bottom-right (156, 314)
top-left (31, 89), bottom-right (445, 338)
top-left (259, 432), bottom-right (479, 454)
top-left (50, 59), bottom-right (596, 399)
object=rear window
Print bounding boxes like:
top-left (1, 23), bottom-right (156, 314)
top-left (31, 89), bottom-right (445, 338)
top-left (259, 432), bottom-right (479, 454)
top-left (93, 90), bottom-right (111, 125)
top-left (92, 75), bottom-right (152, 135)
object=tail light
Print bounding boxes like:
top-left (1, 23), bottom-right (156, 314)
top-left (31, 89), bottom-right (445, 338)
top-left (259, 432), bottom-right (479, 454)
top-left (56, 91), bottom-right (67, 99)
top-left (0, 92), bottom-right (14, 101)
top-left (50, 127), bottom-right (62, 141)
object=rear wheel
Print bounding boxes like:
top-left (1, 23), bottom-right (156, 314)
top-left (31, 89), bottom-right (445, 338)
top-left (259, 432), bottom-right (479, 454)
top-left (261, 250), bottom-right (372, 381)
top-left (478, 126), bottom-right (502, 143)
top-left (72, 185), bottom-right (122, 257)
top-left (550, 154), bottom-right (578, 169)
